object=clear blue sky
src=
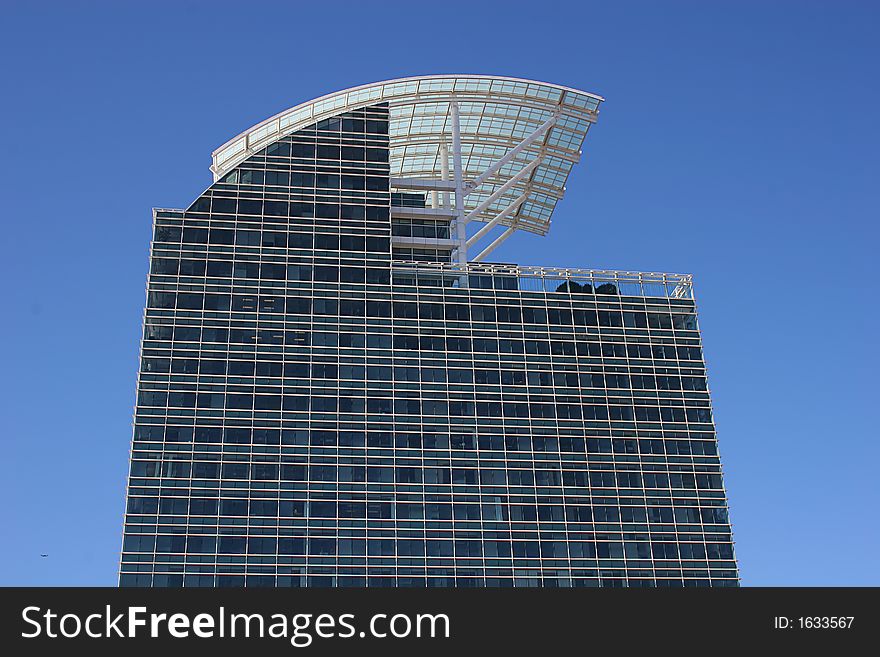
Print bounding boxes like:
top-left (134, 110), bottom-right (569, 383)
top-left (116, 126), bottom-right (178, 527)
top-left (1, 1), bottom-right (877, 586)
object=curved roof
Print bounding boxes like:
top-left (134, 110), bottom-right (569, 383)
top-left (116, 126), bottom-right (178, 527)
top-left (211, 75), bottom-right (603, 237)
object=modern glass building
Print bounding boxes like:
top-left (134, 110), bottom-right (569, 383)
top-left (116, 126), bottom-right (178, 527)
top-left (120, 75), bottom-right (738, 587)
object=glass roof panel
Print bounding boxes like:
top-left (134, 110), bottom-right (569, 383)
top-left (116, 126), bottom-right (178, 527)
top-left (211, 75), bottom-right (603, 237)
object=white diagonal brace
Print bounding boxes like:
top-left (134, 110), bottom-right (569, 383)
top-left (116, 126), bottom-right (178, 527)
top-left (463, 112), bottom-right (558, 196)
top-left (465, 191), bottom-right (529, 249)
top-left (472, 226), bottom-right (517, 262)
top-left (463, 156), bottom-right (542, 223)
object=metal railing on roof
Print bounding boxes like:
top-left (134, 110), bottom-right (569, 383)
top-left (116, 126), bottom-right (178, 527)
top-left (391, 260), bottom-right (694, 300)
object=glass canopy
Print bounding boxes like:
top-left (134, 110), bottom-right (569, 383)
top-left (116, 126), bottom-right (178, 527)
top-left (211, 75), bottom-right (603, 238)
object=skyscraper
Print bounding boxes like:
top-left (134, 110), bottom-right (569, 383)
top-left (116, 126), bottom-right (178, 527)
top-left (120, 75), bottom-right (738, 587)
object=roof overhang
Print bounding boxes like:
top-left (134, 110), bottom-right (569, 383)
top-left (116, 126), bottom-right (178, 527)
top-left (210, 75), bottom-right (603, 241)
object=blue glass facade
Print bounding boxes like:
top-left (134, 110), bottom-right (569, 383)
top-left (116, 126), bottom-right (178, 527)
top-left (120, 101), bottom-right (738, 587)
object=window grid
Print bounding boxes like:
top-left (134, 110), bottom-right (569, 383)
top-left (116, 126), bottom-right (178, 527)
top-left (121, 103), bottom-right (737, 588)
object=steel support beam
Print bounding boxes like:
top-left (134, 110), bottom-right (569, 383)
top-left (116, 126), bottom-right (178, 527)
top-left (391, 236), bottom-right (457, 249)
top-left (440, 142), bottom-right (450, 209)
top-left (472, 226), bottom-right (517, 262)
top-left (450, 101), bottom-right (467, 266)
top-left (463, 156), bottom-right (542, 223)
top-left (465, 191), bottom-right (529, 249)
top-left (391, 177), bottom-right (456, 192)
top-left (390, 206), bottom-right (457, 220)
top-left (463, 112), bottom-right (558, 195)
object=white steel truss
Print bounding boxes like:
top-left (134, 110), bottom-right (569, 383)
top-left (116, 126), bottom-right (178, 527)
top-left (462, 112), bottom-right (559, 196)
top-left (465, 191), bottom-right (530, 249)
top-left (472, 226), bottom-right (517, 262)
top-left (210, 75), bottom-right (603, 263)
